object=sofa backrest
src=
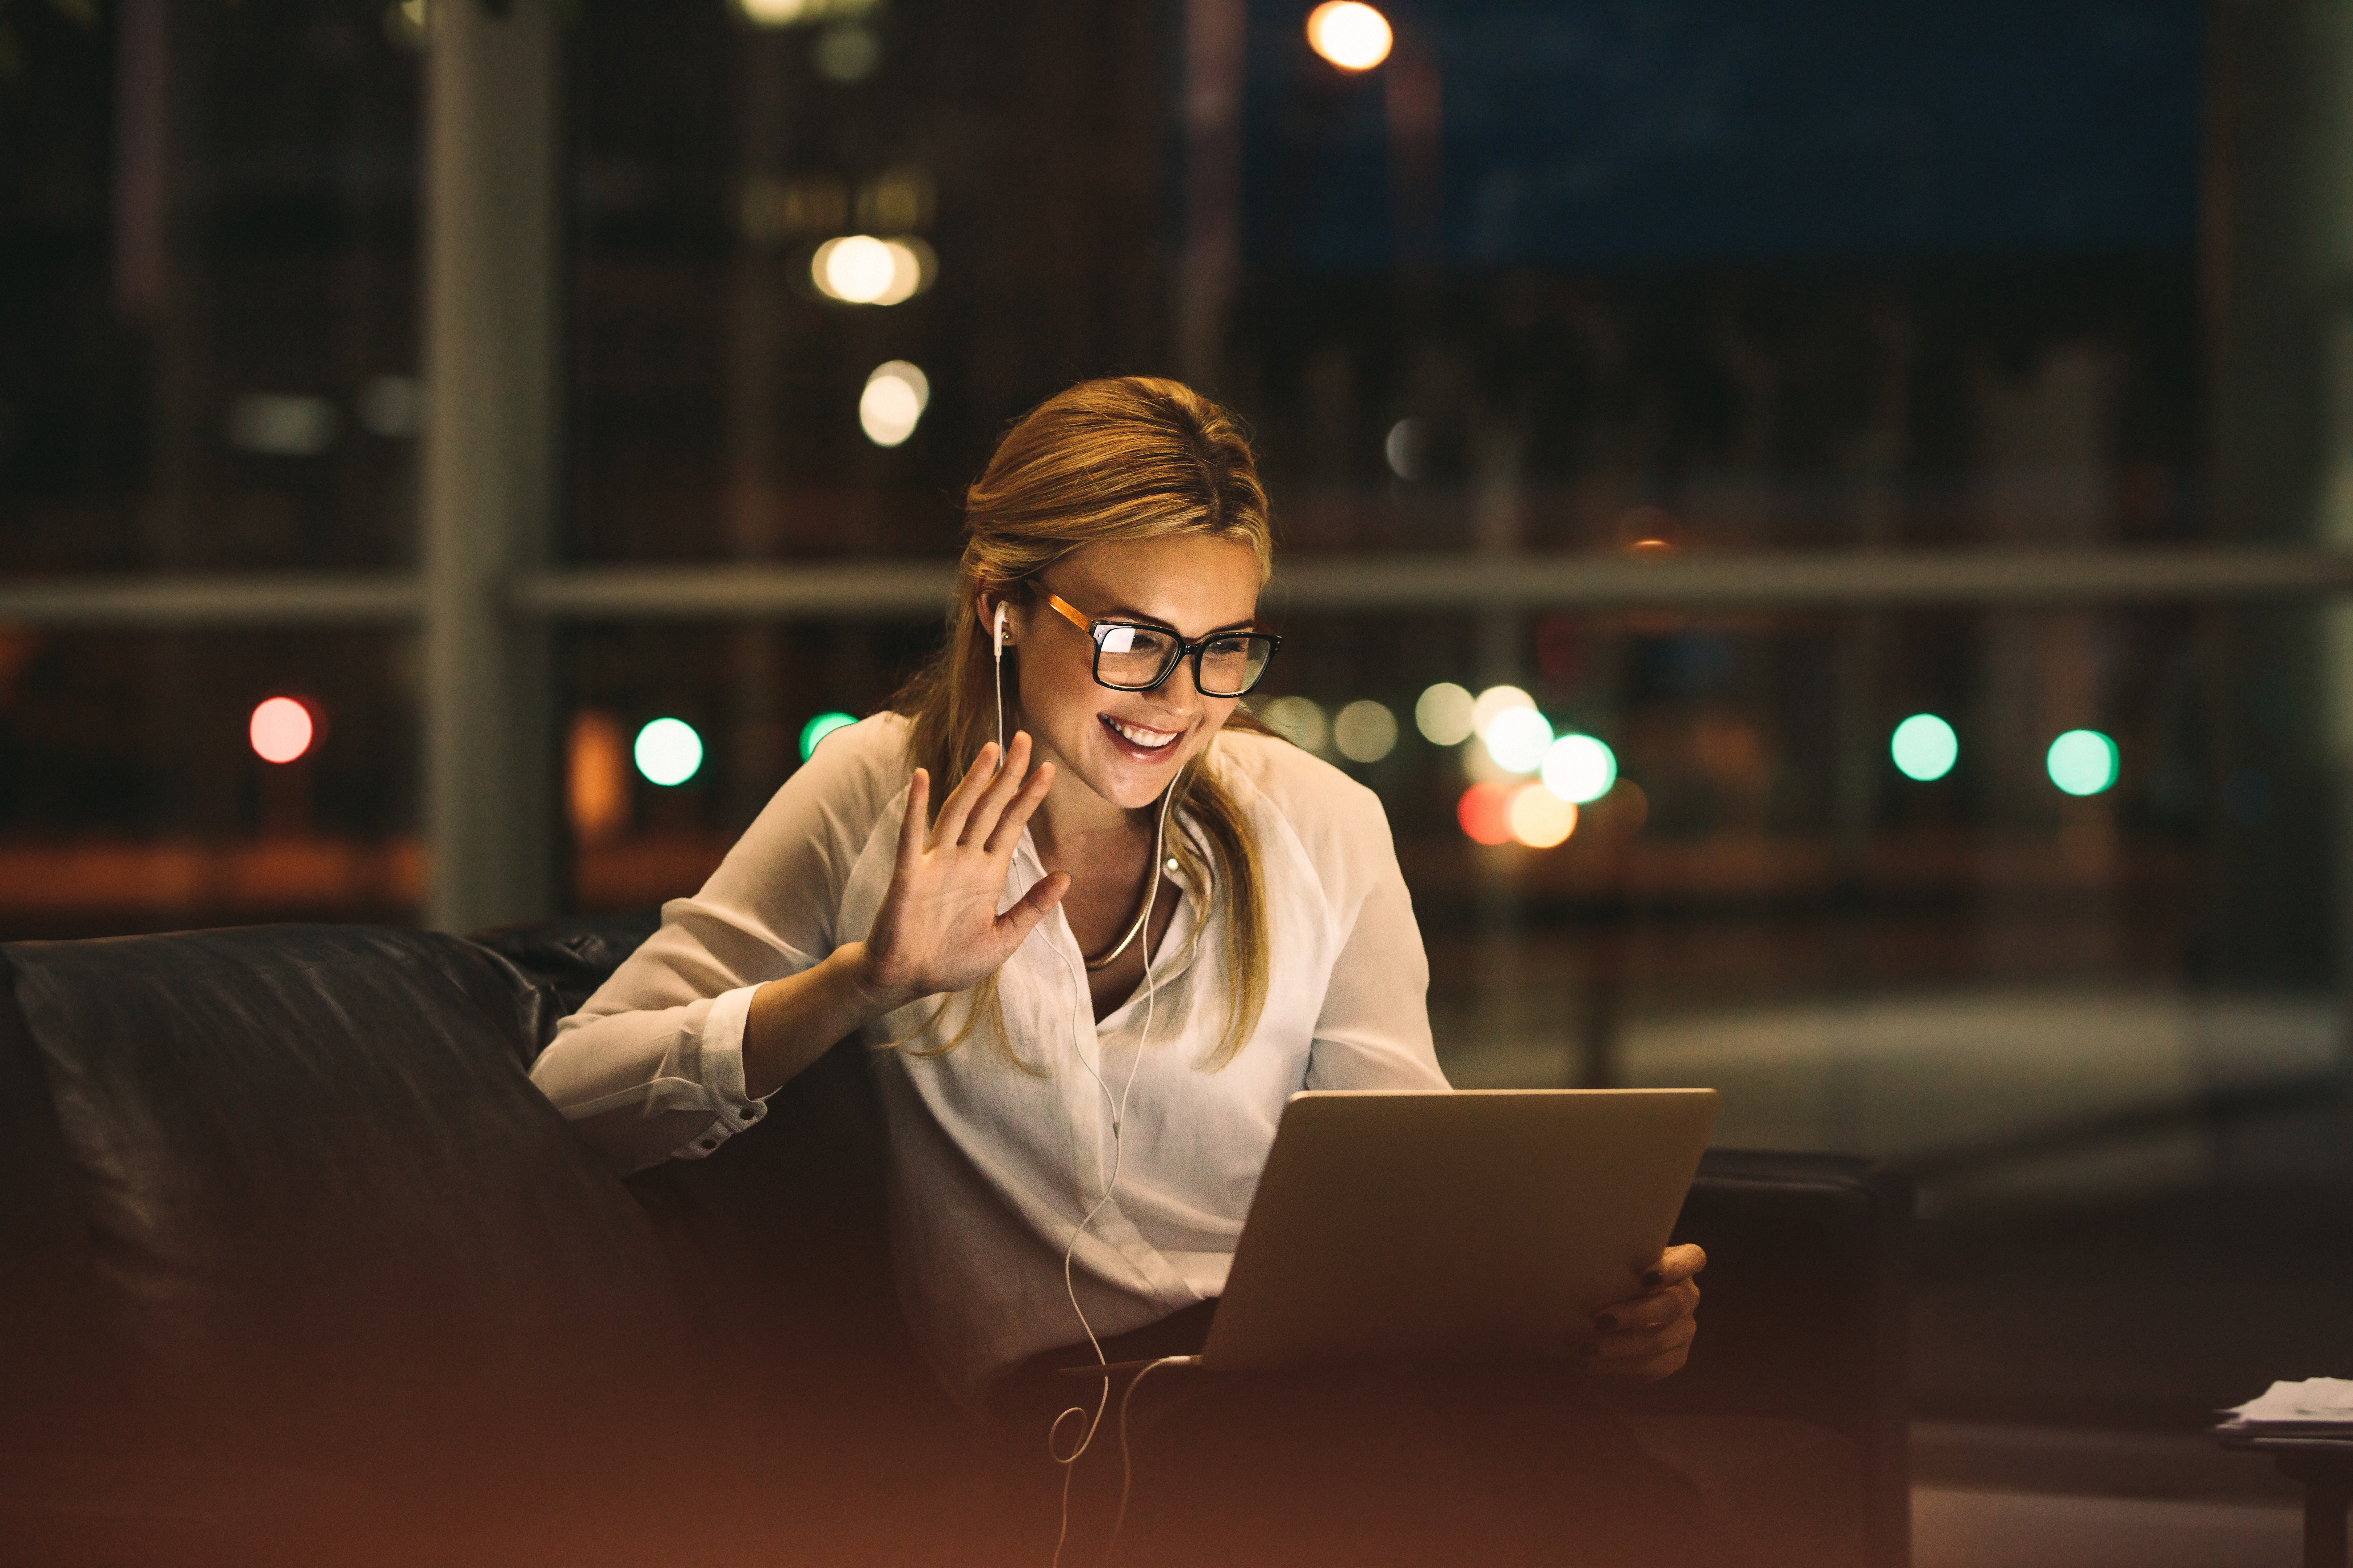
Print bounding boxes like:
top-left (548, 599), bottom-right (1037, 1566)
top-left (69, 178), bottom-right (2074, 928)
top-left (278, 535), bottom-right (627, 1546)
top-left (0, 923), bottom-right (687, 1472)
top-left (475, 912), bottom-right (947, 1426)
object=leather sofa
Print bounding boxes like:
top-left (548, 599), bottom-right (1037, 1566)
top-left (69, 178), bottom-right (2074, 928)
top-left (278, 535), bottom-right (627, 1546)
top-left (1, 913), bottom-right (1911, 1567)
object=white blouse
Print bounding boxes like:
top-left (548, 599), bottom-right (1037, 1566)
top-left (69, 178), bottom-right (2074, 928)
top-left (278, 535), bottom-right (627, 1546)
top-left (530, 713), bottom-right (1450, 1402)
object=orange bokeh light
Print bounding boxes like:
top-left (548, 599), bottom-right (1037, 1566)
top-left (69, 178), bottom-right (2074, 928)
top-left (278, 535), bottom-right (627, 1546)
top-left (1506, 784), bottom-right (1578, 848)
top-left (1456, 781), bottom-right (1516, 846)
top-left (567, 709), bottom-right (631, 844)
top-left (248, 696), bottom-right (315, 764)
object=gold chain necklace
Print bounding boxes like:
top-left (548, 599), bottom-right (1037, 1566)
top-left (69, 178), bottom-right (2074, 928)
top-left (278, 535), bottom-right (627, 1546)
top-left (1083, 854), bottom-right (1181, 971)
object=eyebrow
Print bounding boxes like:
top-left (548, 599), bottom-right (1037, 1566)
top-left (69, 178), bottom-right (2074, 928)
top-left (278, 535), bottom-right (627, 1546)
top-left (1095, 603), bottom-right (1260, 637)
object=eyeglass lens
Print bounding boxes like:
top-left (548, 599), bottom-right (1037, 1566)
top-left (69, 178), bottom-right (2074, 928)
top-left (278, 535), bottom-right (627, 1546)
top-left (1096, 626), bottom-right (1273, 696)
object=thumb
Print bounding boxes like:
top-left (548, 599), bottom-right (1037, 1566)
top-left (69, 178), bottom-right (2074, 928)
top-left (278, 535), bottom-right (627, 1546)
top-left (996, 871), bottom-right (1071, 943)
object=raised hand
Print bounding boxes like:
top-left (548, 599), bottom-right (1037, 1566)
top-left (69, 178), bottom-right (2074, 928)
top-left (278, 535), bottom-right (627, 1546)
top-left (856, 732), bottom-right (1071, 1009)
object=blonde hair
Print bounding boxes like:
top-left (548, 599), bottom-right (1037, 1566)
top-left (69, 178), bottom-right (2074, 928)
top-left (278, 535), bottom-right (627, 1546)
top-left (890, 376), bottom-right (1276, 1070)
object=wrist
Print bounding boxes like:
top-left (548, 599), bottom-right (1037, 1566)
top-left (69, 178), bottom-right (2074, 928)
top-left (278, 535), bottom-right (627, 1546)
top-left (835, 942), bottom-right (919, 1016)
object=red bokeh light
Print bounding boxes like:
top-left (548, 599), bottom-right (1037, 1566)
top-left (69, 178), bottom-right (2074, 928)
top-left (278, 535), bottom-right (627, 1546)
top-left (249, 697), bottom-right (315, 764)
top-left (1456, 782), bottom-right (1516, 846)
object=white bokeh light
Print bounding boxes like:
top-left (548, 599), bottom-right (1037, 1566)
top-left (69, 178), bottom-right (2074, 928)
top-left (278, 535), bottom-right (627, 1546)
top-left (226, 393), bottom-right (338, 456)
top-left (1541, 733), bottom-right (1618, 804)
top-left (814, 235), bottom-right (893, 301)
top-left (859, 361), bottom-right (930, 446)
top-left (735, 0), bottom-right (881, 29)
top-left (1470, 684), bottom-right (1535, 739)
top-left (1262, 695), bottom-right (1330, 754)
top-left (1305, 1), bottom-right (1393, 71)
top-left (1415, 682), bottom-right (1475, 746)
top-left (811, 235), bottom-right (926, 305)
top-left (812, 23), bottom-right (881, 80)
top-left (1483, 706), bottom-right (1554, 774)
top-left (1261, 700), bottom-right (1336, 752)
top-left (1332, 699), bottom-right (1399, 763)
top-left (1383, 417), bottom-right (1425, 480)
top-left (634, 718), bottom-right (704, 787)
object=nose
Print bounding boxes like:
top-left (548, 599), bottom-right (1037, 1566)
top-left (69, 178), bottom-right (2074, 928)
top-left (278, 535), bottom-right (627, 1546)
top-left (1142, 655), bottom-right (1206, 715)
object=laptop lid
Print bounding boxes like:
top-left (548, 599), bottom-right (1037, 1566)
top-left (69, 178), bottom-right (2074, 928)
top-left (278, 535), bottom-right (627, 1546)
top-left (1199, 1088), bottom-right (1719, 1372)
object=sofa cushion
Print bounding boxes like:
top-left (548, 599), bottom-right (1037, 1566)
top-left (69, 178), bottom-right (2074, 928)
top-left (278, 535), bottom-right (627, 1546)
top-left (0, 923), bottom-right (686, 1472)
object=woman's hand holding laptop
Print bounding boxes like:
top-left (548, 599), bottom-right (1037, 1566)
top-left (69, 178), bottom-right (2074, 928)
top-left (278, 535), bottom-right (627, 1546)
top-left (1579, 1242), bottom-right (1708, 1381)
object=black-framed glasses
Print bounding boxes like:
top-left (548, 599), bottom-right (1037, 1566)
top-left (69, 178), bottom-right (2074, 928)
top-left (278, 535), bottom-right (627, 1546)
top-left (1031, 585), bottom-right (1282, 698)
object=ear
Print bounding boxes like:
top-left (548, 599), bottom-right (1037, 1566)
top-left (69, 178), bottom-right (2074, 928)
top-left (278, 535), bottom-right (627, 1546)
top-left (975, 589), bottom-right (1016, 646)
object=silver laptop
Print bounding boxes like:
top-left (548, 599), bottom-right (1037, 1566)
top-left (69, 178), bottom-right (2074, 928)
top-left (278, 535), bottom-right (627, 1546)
top-left (1187, 1088), bottom-right (1718, 1372)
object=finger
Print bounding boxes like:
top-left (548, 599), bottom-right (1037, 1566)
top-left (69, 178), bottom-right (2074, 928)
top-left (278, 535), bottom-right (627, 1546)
top-left (1591, 1278), bottom-right (1700, 1334)
top-left (982, 758), bottom-right (1056, 856)
top-left (1610, 1244), bottom-right (1705, 1302)
top-left (1635, 1244), bottom-right (1707, 1294)
top-left (930, 743), bottom-right (999, 849)
top-left (895, 770), bottom-right (930, 868)
top-left (982, 872), bottom-right (1069, 965)
top-left (959, 732), bottom-right (1033, 847)
top-left (996, 871), bottom-right (1071, 941)
top-left (1593, 1301), bottom-right (1697, 1358)
top-left (1580, 1313), bottom-right (1696, 1372)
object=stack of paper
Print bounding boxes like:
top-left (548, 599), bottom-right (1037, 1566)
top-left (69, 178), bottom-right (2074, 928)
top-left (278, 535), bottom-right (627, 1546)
top-left (2216, 1379), bottom-right (2353, 1438)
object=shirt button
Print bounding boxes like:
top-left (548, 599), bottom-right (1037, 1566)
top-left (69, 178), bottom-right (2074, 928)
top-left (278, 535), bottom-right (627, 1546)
top-left (699, 1139), bottom-right (716, 1150)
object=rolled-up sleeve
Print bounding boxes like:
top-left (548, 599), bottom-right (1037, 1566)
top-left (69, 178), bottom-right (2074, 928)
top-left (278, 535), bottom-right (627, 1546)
top-left (528, 972), bottom-right (771, 1173)
top-left (528, 716), bottom-right (901, 1173)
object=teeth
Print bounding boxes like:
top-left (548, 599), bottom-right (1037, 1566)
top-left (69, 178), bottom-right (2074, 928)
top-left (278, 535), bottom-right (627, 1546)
top-left (1105, 716), bottom-right (1178, 751)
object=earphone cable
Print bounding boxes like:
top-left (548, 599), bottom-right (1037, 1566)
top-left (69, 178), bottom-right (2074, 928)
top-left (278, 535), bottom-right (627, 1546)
top-left (992, 602), bottom-right (1189, 1568)
top-left (1046, 781), bottom-right (1176, 1568)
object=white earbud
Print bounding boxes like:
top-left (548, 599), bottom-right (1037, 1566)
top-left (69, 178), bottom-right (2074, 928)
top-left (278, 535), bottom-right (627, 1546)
top-left (992, 600), bottom-right (1008, 760)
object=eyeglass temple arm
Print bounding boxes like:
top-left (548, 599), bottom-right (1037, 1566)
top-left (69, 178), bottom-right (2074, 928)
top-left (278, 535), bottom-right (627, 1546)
top-left (1034, 587), bottom-right (1098, 639)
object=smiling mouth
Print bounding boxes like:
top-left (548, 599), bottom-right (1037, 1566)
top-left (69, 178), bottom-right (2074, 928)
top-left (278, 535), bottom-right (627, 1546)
top-left (1101, 714), bottom-right (1181, 752)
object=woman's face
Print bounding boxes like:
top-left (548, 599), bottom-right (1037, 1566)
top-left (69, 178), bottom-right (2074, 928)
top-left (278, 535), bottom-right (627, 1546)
top-left (991, 533), bottom-right (1263, 814)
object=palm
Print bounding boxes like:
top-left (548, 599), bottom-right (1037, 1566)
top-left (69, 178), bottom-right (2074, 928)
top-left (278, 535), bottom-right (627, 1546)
top-left (864, 734), bottom-right (1069, 1001)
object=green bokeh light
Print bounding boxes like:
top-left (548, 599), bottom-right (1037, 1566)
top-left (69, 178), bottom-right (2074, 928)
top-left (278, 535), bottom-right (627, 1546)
top-left (2045, 729), bottom-right (2119, 797)
top-left (1890, 713), bottom-right (1959, 782)
top-left (799, 711), bottom-right (857, 761)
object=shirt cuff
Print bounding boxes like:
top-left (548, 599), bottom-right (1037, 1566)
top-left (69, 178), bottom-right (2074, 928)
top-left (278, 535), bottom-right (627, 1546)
top-left (672, 982), bottom-right (768, 1160)
top-left (710, 981), bottom-right (772, 1103)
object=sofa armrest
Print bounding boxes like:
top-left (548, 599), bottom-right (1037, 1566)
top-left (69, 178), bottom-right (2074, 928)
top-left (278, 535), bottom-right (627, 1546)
top-left (1615, 1149), bottom-right (1913, 1568)
top-left (471, 909), bottom-right (663, 1056)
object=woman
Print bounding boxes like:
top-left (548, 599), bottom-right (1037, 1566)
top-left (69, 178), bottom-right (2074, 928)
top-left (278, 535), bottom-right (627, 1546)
top-left (530, 377), bottom-right (1708, 1564)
